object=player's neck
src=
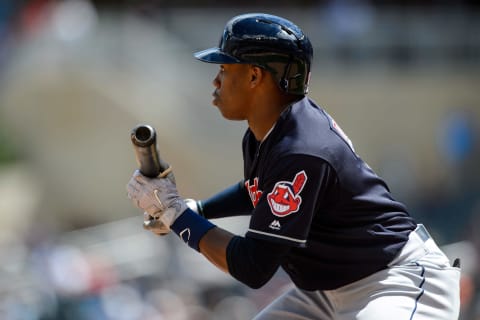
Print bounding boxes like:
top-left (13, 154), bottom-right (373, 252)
top-left (247, 121), bottom-right (271, 142)
top-left (247, 95), bottom-right (297, 141)
top-left (246, 81), bottom-right (302, 141)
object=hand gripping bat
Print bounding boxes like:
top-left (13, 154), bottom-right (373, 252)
top-left (130, 124), bottom-right (175, 231)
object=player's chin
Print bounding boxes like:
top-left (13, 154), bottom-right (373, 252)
top-left (213, 99), bottom-right (239, 120)
top-left (219, 109), bottom-right (243, 121)
top-left (215, 106), bottom-right (233, 119)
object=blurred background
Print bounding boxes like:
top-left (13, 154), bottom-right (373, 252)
top-left (0, 0), bottom-right (479, 319)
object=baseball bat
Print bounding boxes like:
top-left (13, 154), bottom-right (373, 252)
top-left (130, 124), bottom-right (174, 232)
top-left (130, 124), bottom-right (175, 183)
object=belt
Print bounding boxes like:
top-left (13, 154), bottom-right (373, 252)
top-left (414, 224), bottom-right (461, 268)
top-left (414, 224), bottom-right (431, 242)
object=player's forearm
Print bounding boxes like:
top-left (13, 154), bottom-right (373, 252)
top-left (199, 229), bottom-right (288, 289)
top-left (171, 209), bottom-right (288, 288)
top-left (199, 227), bottom-right (235, 273)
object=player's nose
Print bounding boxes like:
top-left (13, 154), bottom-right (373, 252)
top-left (212, 73), bottom-right (220, 88)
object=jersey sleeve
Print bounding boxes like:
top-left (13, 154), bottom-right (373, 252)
top-left (200, 181), bottom-right (254, 219)
top-left (246, 154), bottom-right (336, 247)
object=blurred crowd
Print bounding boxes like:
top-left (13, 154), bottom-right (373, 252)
top-left (0, 215), bottom-right (292, 320)
top-left (0, 1), bottom-right (479, 319)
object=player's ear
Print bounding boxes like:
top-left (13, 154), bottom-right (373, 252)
top-left (249, 65), bottom-right (264, 88)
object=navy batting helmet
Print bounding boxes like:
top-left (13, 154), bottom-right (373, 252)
top-left (194, 13), bottom-right (313, 95)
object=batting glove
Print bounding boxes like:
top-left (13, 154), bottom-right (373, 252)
top-left (127, 170), bottom-right (188, 227)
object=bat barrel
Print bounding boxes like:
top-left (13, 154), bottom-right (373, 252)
top-left (131, 124), bottom-right (156, 147)
top-left (131, 124), bottom-right (162, 177)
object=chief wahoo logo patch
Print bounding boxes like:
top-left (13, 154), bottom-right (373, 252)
top-left (267, 170), bottom-right (307, 217)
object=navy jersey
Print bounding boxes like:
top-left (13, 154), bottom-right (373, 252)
top-left (242, 97), bottom-right (416, 290)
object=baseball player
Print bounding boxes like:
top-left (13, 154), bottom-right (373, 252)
top-left (127, 13), bottom-right (461, 319)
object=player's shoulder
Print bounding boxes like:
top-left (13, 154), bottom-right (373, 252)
top-left (285, 97), bottom-right (336, 141)
top-left (289, 97), bottom-right (328, 124)
top-left (272, 98), bottom-right (345, 156)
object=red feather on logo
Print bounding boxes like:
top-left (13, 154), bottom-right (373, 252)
top-left (292, 171), bottom-right (307, 195)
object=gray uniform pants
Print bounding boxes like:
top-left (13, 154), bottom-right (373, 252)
top-left (254, 225), bottom-right (461, 320)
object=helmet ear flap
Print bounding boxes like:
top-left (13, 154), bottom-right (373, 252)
top-left (269, 57), bottom-right (310, 94)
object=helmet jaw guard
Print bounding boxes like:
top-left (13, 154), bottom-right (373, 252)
top-left (194, 13), bottom-right (313, 96)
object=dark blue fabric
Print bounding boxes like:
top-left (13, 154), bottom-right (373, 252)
top-left (200, 181), bottom-right (253, 219)
top-left (170, 208), bottom-right (216, 251)
top-left (240, 97), bottom-right (416, 289)
top-left (226, 235), bottom-right (290, 289)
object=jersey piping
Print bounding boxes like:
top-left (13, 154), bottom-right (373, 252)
top-left (247, 228), bottom-right (307, 244)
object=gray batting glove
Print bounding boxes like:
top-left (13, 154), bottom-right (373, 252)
top-left (143, 199), bottom-right (198, 236)
top-left (127, 170), bottom-right (188, 227)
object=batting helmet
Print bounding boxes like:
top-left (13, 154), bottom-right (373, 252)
top-left (194, 13), bottom-right (313, 95)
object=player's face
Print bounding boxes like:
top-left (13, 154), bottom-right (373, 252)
top-left (212, 64), bottom-right (253, 120)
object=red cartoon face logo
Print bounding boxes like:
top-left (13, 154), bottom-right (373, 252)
top-left (267, 171), bottom-right (307, 217)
